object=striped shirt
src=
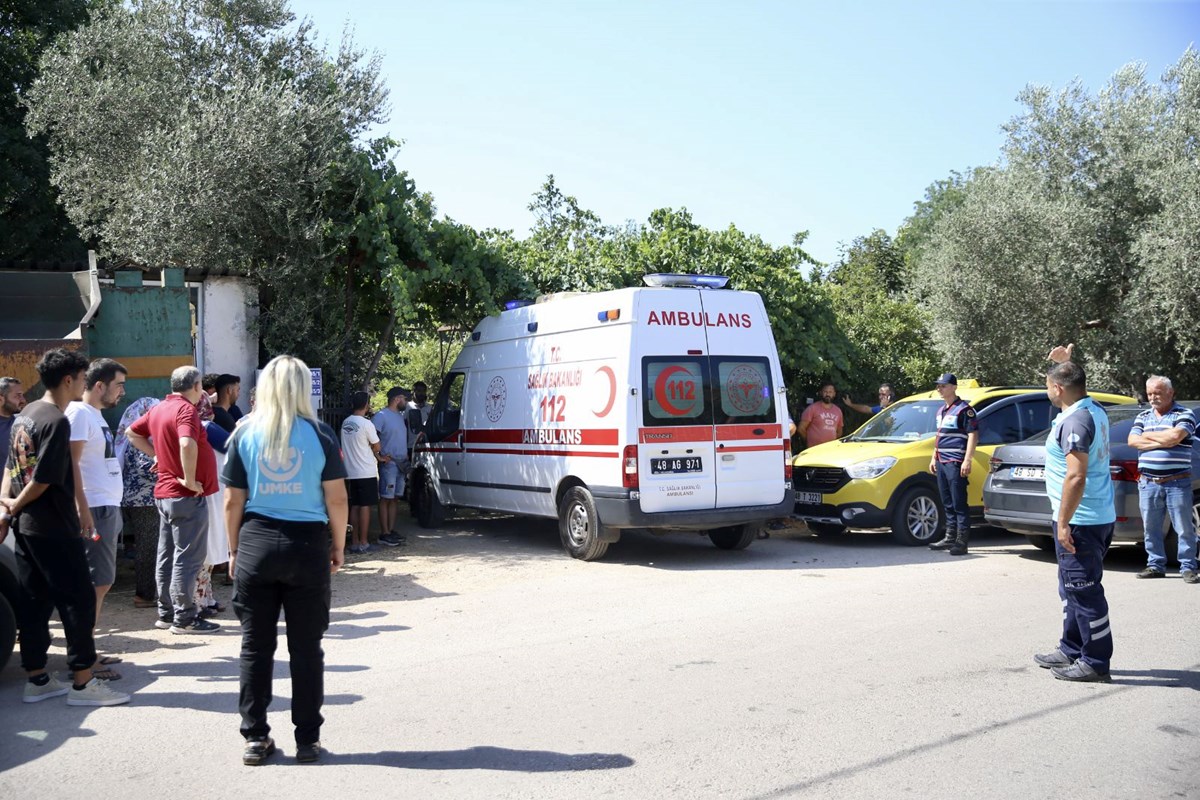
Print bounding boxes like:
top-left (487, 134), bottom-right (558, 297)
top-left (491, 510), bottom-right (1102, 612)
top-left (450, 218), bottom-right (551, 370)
top-left (1131, 403), bottom-right (1196, 478)
top-left (935, 397), bottom-right (978, 463)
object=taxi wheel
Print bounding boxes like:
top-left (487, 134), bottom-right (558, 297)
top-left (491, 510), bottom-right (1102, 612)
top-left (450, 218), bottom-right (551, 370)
top-left (890, 486), bottom-right (943, 546)
top-left (708, 523), bottom-right (759, 550)
top-left (558, 487), bottom-right (610, 561)
top-left (413, 470), bottom-right (445, 529)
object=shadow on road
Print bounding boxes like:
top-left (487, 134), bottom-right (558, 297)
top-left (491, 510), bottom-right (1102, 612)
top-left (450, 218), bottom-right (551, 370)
top-left (319, 744), bottom-right (635, 771)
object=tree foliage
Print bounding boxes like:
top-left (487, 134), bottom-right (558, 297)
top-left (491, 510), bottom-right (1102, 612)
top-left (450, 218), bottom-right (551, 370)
top-left (912, 50), bottom-right (1200, 394)
top-left (821, 230), bottom-right (940, 401)
top-left (0, 0), bottom-right (95, 260)
top-left (513, 177), bottom-right (855, 402)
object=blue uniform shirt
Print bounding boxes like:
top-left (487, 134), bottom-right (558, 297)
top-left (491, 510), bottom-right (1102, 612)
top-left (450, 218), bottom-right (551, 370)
top-left (1045, 396), bottom-right (1115, 525)
top-left (935, 397), bottom-right (978, 463)
top-left (223, 417), bottom-right (347, 523)
top-left (1130, 403), bottom-right (1195, 478)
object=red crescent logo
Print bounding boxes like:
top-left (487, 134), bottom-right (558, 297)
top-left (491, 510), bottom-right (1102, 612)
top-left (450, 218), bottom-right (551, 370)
top-left (654, 365), bottom-right (695, 416)
top-left (593, 366), bottom-right (617, 417)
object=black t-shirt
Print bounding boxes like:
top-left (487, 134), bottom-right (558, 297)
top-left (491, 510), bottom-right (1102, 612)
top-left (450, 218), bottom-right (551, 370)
top-left (212, 405), bottom-right (237, 434)
top-left (7, 399), bottom-right (80, 536)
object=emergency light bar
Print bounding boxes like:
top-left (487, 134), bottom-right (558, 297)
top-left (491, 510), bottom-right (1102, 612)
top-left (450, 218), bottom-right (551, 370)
top-left (642, 273), bottom-right (730, 289)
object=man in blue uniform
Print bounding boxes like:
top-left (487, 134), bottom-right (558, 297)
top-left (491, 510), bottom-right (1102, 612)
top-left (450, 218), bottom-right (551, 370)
top-left (928, 374), bottom-right (978, 556)
top-left (1035, 356), bottom-right (1115, 682)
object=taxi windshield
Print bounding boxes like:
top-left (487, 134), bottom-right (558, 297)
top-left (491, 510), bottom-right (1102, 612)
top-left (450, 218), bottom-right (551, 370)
top-left (847, 400), bottom-right (943, 442)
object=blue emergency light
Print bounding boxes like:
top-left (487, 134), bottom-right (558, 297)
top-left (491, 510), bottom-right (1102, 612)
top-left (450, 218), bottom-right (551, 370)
top-left (642, 273), bottom-right (730, 289)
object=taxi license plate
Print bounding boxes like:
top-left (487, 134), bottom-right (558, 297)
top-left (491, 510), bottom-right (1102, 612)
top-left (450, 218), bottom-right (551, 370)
top-left (797, 491), bottom-right (822, 505)
top-left (651, 457), bottom-right (702, 475)
top-left (1011, 466), bottom-right (1045, 481)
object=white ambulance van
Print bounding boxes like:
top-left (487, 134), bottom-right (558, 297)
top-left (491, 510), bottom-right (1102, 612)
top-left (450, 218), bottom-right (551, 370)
top-left (410, 274), bottom-right (795, 560)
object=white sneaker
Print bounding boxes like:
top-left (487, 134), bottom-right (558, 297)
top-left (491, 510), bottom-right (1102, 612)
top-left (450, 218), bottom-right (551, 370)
top-left (66, 678), bottom-right (131, 707)
top-left (23, 674), bottom-right (70, 703)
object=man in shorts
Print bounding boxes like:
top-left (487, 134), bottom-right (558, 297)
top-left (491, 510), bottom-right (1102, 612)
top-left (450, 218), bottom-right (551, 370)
top-left (66, 358), bottom-right (128, 678)
top-left (374, 387), bottom-right (410, 547)
top-left (340, 391), bottom-right (383, 553)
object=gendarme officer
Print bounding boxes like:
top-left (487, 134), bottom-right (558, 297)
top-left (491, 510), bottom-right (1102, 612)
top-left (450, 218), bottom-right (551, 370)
top-left (928, 373), bottom-right (978, 556)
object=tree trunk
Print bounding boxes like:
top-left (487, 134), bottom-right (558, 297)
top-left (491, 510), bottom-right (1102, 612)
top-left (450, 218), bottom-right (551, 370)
top-left (361, 307), bottom-right (398, 392)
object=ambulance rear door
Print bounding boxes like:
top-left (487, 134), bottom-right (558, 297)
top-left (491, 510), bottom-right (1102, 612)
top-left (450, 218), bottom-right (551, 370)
top-left (697, 291), bottom-right (787, 509)
top-left (635, 292), bottom-right (718, 513)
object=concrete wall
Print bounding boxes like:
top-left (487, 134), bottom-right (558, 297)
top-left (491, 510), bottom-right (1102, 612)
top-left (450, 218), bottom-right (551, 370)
top-left (201, 277), bottom-right (258, 395)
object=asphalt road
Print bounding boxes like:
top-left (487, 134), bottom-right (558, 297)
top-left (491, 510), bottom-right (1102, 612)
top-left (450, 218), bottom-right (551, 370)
top-left (1, 517), bottom-right (1198, 799)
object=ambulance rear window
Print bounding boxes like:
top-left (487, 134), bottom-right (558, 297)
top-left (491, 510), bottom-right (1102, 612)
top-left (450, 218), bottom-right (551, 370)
top-left (642, 358), bottom-right (711, 425)
top-left (713, 357), bottom-right (775, 425)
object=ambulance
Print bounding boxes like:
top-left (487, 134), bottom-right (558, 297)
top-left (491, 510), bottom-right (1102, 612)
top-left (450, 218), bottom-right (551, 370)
top-left (410, 274), bottom-right (795, 560)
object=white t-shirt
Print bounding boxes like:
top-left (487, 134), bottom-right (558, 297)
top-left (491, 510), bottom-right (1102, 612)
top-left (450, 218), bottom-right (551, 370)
top-left (66, 401), bottom-right (123, 507)
top-left (340, 413), bottom-right (380, 480)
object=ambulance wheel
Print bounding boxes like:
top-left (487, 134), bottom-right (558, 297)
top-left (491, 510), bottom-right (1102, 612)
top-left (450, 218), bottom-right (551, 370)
top-left (708, 524), bottom-right (759, 550)
top-left (558, 487), bottom-right (610, 561)
top-left (413, 470), bottom-right (445, 529)
top-left (890, 486), bottom-right (942, 546)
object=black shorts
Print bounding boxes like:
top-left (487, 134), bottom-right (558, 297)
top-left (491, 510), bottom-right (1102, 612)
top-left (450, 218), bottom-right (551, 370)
top-left (346, 477), bottom-right (380, 507)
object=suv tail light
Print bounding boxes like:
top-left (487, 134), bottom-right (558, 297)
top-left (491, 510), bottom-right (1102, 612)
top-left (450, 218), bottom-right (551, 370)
top-left (622, 445), bottom-right (639, 489)
top-left (783, 439), bottom-right (792, 480)
top-left (989, 457), bottom-right (1003, 473)
top-left (1110, 460), bottom-right (1140, 482)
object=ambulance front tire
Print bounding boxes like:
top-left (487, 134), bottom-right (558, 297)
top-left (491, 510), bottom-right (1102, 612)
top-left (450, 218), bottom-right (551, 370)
top-left (558, 487), bottom-right (611, 561)
top-left (708, 523), bottom-right (759, 550)
top-left (413, 470), bottom-right (445, 529)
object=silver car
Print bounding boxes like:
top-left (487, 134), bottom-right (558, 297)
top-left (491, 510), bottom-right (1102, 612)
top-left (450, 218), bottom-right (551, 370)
top-left (983, 403), bottom-right (1200, 554)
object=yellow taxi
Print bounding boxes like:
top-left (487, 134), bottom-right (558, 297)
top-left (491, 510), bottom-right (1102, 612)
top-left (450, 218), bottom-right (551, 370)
top-left (791, 381), bottom-right (1136, 545)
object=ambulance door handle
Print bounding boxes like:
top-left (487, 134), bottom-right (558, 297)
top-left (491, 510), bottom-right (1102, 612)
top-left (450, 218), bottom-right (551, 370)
top-left (686, 449), bottom-right (694, 454)
top-left (753, 428), bottom-right (764, 436)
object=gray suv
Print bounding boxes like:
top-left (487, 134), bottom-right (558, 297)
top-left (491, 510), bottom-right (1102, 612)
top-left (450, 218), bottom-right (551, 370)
top-left (983, 403), bottom-right (1200, 554)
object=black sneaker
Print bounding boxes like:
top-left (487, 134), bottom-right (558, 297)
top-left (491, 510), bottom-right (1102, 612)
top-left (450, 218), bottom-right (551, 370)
top-left (296, 741), bottom-right (322, 763)
top-left (379, 532), bottom-right (406, 547)
top-left (1034, 649), bottom-right (1073, 669)
top-left (1051, 661), bottom-right (1111, 683)
top-left (243, 737), bottom-right (276, 766)
top-left (170, 617), bottom-right (220, 635)
top-left (1136, 567), bottom-right (1166, 579)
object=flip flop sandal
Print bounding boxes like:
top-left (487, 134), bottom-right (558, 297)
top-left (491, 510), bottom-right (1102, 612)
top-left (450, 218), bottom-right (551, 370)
top-left (93, 666), bottom-right (122, 681)
top-left (98, 655), bottom-right (123, 665)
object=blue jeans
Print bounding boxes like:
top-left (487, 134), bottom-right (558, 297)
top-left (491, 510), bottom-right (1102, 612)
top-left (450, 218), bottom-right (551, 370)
top-left (936, 461), bottom-right (969, 531)
top-left (1137, 477), bottom-right (1198, 572)
top-left (1053, 521), bottom-right (1114, 672)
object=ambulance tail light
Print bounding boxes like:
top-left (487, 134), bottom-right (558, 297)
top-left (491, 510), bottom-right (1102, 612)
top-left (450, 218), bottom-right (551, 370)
top-left (622, 445), bottom-right (639, 489)
top-left (783, 440), bottom-right (792, 480)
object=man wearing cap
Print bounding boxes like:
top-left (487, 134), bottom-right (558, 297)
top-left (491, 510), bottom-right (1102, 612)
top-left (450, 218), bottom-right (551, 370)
top-left (928, 373), bottom-right (978, 556)
top-left (373, 387), bottom-right (411, 547)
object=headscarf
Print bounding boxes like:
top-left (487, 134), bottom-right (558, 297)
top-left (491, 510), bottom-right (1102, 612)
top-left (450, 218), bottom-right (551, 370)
top-left (115, 396), bottom-right (161, 464)
top-left (196, 392), bottom-right (215, 423)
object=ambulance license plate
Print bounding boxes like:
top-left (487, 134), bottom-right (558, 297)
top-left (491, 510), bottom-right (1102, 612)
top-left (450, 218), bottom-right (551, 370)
top-left (651, 457), bottom-right (703, 474)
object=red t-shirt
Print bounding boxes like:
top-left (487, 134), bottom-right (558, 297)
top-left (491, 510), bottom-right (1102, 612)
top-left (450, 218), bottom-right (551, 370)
top-left (128, 393), bottom-right (218, 498)
top-left (801, 401), bottom-right (844, 447)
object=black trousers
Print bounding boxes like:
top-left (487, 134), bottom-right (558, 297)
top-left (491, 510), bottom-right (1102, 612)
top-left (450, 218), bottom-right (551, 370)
top-left (232, 515), bottom-right (331, 746)
top-left (14, 531), bottom-right (98, 673)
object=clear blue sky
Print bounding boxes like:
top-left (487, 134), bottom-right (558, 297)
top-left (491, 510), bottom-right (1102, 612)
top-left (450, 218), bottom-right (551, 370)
top-left (289, 0), bottom-right (1196, 265)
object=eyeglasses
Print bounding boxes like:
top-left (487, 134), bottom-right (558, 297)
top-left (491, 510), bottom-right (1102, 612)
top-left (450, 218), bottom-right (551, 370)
top-left (879, 392), bottom-right (893, 398)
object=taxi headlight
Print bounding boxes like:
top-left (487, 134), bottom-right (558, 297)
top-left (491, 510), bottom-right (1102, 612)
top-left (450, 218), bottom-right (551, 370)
top-left (846, 456), bottom-right (897, 480)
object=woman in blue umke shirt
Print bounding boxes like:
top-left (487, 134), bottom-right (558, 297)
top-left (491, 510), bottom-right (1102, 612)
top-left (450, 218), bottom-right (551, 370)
top-left (220, 355), bottom-right (348, 765)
